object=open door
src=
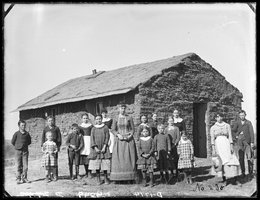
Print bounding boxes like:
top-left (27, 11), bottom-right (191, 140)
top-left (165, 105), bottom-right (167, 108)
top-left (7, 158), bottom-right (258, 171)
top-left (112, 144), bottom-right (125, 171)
top-left (193, 103), bottom-right (207, 158)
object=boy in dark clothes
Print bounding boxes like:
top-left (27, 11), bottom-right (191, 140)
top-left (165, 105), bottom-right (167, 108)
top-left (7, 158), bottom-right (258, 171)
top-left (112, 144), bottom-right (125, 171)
top-left (11, 120), bottom-right (31, 184)
top-left (66, 123), bottom-right (84, 180)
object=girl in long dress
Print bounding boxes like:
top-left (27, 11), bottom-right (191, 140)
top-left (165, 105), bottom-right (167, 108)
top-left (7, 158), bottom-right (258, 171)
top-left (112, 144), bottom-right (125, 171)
top-left (210, 113), bottom-right (240, 185)
top-left (88, 114), bottom-right (111, 185)
top-left (79, 113), bottom-right (93, 178)
top-left (110, 104), bottom-right (137, 183)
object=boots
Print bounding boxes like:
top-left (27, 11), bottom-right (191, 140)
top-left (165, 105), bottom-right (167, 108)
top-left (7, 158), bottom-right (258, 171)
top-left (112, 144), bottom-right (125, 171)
top-left (76, 166), bottom-right (80, 180)
top-left (84, 165), bottom-right (89, 177)
top-left (96, 172), bottom-right (102, 185)
top-left (21, 172), bottom-right (31, 183)
top-left (248, 160), bottom-right (254, 176)
top-left (104, 172), bottom-right (110, 185)
top-left (165, 172), bottom-right (169, 184)
top-left (149, 173), bottom-right (154, 187)
top-left (53, 168), bottom-right (58, 181)
top-left (69, 165), bottom-right (74, 180)
top-left (142, 172), bottom-right (148, 187)
top-left (16, 176), bottom-right (23, 184)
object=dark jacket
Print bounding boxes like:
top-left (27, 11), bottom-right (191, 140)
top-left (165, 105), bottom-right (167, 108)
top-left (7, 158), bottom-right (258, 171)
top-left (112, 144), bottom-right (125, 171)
top-left (11, 131), bottom-right (31, 151)
top-left (41, 125), bottom-right (62, 148)
top-left (231, 119), bottom-right (254, 144)
top-left (66, 132), bottom-right (84, 152)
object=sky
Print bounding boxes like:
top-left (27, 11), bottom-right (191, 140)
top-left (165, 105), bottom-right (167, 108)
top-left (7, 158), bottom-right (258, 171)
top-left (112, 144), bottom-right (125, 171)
top-left (4, 3), bottom-right (256, 139)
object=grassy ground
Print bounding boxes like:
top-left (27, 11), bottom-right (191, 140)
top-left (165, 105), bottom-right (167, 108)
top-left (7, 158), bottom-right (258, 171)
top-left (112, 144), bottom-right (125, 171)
top-left (4, 149), bottom-right (256, 198)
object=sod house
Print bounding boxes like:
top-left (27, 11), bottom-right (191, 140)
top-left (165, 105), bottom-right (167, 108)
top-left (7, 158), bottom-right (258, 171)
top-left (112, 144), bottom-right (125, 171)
top-left (16, 53), bottom-right (243, 158)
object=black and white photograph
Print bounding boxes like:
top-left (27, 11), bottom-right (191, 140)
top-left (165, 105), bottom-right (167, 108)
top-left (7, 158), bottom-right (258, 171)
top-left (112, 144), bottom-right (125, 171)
top-left (3, 3), bottom-right (256, 198)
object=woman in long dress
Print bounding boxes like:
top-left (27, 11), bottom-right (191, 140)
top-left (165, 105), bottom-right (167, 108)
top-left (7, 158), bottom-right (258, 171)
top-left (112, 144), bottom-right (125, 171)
top-left (110, 103), bottom-right (137, 183)
top-left (210, 113), bottom-right (240, 185)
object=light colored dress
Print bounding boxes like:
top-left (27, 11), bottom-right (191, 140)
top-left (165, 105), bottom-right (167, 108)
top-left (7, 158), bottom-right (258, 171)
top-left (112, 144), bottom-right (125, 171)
top-left (79, 123), bottom-right (93, 165)
top-left (210, 122), bottom-right (239, 178)
top-left (177, 138), bottom-right (194, 169)
top-left (110, 114), bottom-right (137, 181)
top-left (42, 141), bottom-right (58, 169)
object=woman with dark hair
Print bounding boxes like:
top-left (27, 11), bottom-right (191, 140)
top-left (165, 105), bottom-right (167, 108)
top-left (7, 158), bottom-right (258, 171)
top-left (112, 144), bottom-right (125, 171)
top-left (210, 113), bottom-right (239, 185)
top-left (110, 103), bottom-right (137, 183)
top-left (149, 113), bottom-right (159, 139)
top-left (79, 113), bottom-right (93, 178)
top-left (101, 108), bottom-right (114, 154)
top-left (172, 109), bottom-right (186, 133)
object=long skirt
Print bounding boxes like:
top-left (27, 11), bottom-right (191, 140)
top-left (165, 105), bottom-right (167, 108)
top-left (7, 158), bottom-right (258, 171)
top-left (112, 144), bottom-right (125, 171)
top-left (110, 137), bottom-right (137, 181)
top-left (215, 136), bottom-right (239, 178)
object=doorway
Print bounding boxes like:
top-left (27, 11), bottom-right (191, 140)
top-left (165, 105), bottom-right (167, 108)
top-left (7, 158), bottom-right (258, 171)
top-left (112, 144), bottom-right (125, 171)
top-left (193, 103), bottom-right (207, 158)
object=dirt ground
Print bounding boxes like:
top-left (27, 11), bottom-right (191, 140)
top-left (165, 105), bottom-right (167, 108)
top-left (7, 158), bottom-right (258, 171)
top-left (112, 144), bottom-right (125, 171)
top-left (4, 149), bottom-right (257, 198)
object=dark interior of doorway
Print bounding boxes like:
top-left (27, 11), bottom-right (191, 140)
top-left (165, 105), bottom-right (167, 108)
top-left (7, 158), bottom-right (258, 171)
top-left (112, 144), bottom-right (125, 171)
top-left (193, 103), bottom-right (207, 158)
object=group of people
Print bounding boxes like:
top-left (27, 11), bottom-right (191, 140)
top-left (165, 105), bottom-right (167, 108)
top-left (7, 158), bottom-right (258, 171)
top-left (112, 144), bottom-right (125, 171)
top-left (210, 110), bottom-right (255, 185)
top-left (11, 104), bottom-right (255, 188)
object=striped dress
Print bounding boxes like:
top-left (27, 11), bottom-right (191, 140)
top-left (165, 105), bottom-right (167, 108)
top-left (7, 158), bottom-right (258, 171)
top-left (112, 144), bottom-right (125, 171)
top-left (177, 138), bottom-right (194, 169)
top-left (42, 141), bottom-right (58, 168)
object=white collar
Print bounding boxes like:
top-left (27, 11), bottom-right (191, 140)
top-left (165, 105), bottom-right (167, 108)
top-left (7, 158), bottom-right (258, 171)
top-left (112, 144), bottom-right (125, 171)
top-left (140, 123), bottom-right (149, 126)
top-left (168, 125), bottom-right (176, 130)
top-left (94, 123), bottom-right (105, 128)
top-left (180, 137), bottom-right (189, 144)
top-left (81, 122), bottom-right (92, 128)
top-left (215, 122), bottom-right (226, 127)
top-left (102, 117), bottom-right (111, 122)
top-left (140, 136), bottom-right (151, 141)
top-left (173, 117), bottom-right (183, 123)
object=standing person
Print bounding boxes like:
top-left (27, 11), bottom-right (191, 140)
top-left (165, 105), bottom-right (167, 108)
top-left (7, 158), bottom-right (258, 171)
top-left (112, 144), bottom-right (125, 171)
top-left (154, 124), bottom-right (171, 184)
top-left (41, 132), bottom-right (58, 182)
top-left (165, 117), bottom-right (180, 181)
top-left (88, 114), bottom-right (111, 185)
top-left (210, 113), bottom-right (239, 185)
top-left (79, 113), bottom-right (93, 178)
top-left (136, 115), bottom-right (152, 141)
top-left (41, 116), bottom-right (62, 179)
top-left (177, 131), bottom-right (194, 184)
top-left (11, 120), bottom-right (31, 184)
top-left (172, 109), bottom-right (186, 133)
top-left (136, 127), bottom-right (157, 187)
top-left (101, 108), bottom-right (114, 154)
top-left (149, 113), bottom-right (159, 138)
top-left (232, 110), bottom-right (255, 179)
top-left (66, 123), bottom-right (84, 180)
top-left (110, 103), bottom-right (137, 183)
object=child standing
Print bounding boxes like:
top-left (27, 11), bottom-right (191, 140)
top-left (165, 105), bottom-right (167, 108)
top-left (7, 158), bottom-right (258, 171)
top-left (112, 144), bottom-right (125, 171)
top-left (42, 131), bottom-right (58, 182)
top-left (136, 127), bottom-right (157, 187)
top-left (101, 108), bottom-right (114, 154)
top-left (79, 113), bottom-right (93, 178)
top-left (136, 115), bottom-right (152, 141)
top-left (66, 123), bottom-right (84, 180)
top-left (154, 124), bottom-right (171, 184)
top-left (165, 117), bottom-right (180, 181)
top-left (177, 131), bottom-right (194, 184)
top-left (88, 114), bottom-right (111, 185)
top-left (11, 120), bottom-right (31, 184)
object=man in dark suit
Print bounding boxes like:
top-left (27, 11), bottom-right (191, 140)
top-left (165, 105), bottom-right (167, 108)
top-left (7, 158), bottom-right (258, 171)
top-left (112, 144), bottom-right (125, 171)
top-left (231, 110), bottom-right (255, 178)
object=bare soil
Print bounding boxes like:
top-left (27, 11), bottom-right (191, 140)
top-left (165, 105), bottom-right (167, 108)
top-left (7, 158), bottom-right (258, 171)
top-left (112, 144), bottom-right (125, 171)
top-left (4, 149), bottom-right (256, 198)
